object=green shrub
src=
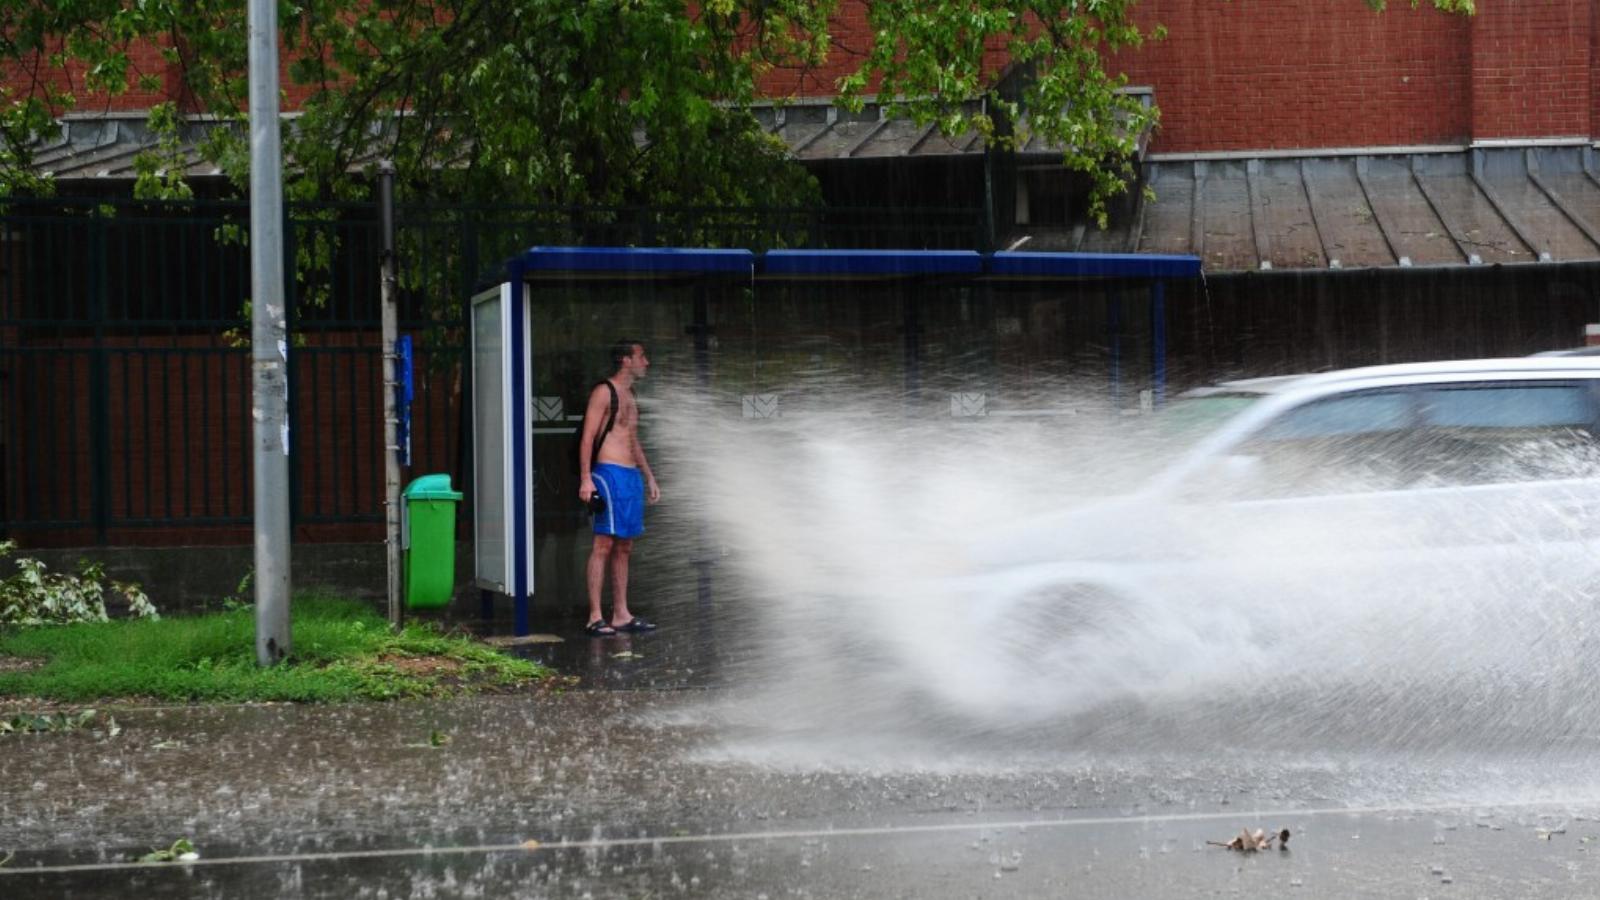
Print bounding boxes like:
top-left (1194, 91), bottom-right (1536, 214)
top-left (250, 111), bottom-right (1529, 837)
top-left (0, 541), bottom-right (158, 627)
top-left (0, 594), bottom-right (545, 702)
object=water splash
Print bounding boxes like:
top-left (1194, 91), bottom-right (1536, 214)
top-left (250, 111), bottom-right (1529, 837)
top-left (648, 371), bottom-right (1600, 760)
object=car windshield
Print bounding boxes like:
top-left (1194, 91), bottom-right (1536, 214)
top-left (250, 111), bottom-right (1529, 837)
top-left (1155, 393), bottom-right (1264, 447)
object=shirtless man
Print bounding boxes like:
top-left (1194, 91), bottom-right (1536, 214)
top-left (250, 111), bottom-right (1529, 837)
top-left (578, 339), bottom-right (661, 636)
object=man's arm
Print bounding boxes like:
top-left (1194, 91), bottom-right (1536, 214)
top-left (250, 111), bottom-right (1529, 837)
top-left (632, 427), bottom-right (661, 504)
top-left (577, 384), bottom-right (609, 501)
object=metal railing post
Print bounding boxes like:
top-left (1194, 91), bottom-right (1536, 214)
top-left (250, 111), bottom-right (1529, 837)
top-left (249, 0), bottom-right (292, 666)
top-left (379, 162), bottom-right (403, 630)
top-left (88, 210), bottom-right (111, 543)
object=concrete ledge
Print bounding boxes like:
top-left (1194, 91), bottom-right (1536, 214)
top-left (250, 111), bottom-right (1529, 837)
top-left (4, 536), bottom-right (597, 617)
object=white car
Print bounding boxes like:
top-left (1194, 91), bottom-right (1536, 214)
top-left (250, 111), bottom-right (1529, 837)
top-left (956, 357), bottom-right (1600, 717)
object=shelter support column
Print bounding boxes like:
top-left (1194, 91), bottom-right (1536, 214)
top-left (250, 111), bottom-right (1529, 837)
top-left (1107, 286), bottom-right (1122, 405)
top-left (1150, 281), bottom-right (1167, 404)
top-left (903, 284), bottom-right (923, 405)
top-left (508, 269), bottom-right (532, 637)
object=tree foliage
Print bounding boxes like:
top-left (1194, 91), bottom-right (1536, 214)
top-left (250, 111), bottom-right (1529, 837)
top-left (0, 0), bottom-right (1478, 217)
top-left (0, 541), bottom-right (158, 627)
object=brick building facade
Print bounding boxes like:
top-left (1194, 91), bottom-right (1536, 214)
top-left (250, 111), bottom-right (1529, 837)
top-left (11, 1), bottom-right (1600, 584)
top-left (755, 0), bottom-right (1599, 153)
top-left (24, 2), bottom-right (1600, 153)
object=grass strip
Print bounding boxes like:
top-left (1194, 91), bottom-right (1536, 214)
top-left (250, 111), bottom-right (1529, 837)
top-left (0, 595), bottom-right (546, 702)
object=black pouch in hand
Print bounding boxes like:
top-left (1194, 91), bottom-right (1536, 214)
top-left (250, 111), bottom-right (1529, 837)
top-left (578, 381), bottom-right (620, 518)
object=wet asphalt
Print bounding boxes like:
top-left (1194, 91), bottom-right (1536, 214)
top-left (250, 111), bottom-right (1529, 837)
top-left (5, 609), bottom-right (1600, 898)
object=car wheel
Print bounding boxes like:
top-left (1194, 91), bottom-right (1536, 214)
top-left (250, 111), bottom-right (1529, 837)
top-left (981, 583), bottom-right (1153, 713)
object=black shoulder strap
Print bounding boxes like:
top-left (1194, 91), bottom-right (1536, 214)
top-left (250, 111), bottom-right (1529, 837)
top-left (588, 380), bottom-right (620, 472)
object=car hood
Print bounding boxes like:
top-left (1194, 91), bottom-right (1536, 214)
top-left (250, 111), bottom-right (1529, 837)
top-left (963, 493), bottom-right (1179, 573)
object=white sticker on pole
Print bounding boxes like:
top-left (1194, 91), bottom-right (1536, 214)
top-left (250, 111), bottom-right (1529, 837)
top-left (279, 338), bottom-right (290, 455)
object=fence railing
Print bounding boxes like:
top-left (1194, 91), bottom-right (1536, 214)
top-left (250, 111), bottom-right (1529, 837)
top-left (0, 196), bottom-right (985, 545)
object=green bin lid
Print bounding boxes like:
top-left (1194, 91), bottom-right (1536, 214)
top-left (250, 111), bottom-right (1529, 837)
top-left (403, 473), bottom-right (463, 501)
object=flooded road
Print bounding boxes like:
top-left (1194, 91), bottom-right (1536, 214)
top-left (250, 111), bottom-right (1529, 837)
top-left (13, 384), bottom-right (1600, 897)
top-left (4, 686), bottom-right (1600, 898)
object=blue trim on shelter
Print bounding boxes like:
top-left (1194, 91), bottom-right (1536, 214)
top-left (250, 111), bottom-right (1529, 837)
top-left (1151, 281), bottom-right (1168, 403)
top-left (761, 249), bottom-right (984, 276)
top-left (516, 246), bottom-right (754, 275)
top-left (989, 251), bottom-right (1201, 279)
top-left (506, 265), bottom-right (531, 637)
top-left (491, 244), bottom-right (1201, 633)
top-left (510, 246), bottom-right (1202, 279)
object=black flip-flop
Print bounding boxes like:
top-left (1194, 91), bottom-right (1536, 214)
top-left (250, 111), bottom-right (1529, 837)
top-left (613, 617), bottom-right (657, 633)
top-left (585, 620), bottom-right (618, 637)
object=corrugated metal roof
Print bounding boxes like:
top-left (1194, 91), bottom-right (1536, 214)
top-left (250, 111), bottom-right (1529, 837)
top-left (747, 92), bottom-right (1153, 161)
top-left (1008, 145), bottom-right (1600, 273)
top-left (34, 92), bottom-right (1154, 183)
top-left (35, 118), bottom-right (227, 180)
top-left (43, 112), bottom-right (1600, 276)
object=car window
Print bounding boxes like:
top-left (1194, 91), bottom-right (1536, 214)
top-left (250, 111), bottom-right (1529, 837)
top-left (1229, 382), bottom-right (1600, 499)
top-left (1254, 392), bottom-right (1412, 440)
top-left (1419, 385), bottom-right (1591, 428)
top-left (1156, 394), bottom-right (1262, 444)
top-left (1230, 390), bottom-right (1417, 497)
top-left (1407, 384), bottom-right (1600, 487)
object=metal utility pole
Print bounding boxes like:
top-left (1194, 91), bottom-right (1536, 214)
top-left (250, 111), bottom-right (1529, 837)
top-left (379, 161), bottom-right (403, 630)
top-left (249, 0), bottom-right (291, 665)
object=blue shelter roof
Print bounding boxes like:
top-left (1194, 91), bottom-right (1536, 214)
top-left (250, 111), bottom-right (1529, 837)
top-left (504, 246), bottom-right (1202, 282)
top-left (760, 249), bottom-right (984, 277)
top-left (513, 246), bottom-right (754, 276)
top-left (988, 251), bottom-right (1202, 279)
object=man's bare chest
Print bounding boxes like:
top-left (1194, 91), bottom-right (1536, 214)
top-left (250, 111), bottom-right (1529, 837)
top-left (614, 396), bottom-right (639, 431)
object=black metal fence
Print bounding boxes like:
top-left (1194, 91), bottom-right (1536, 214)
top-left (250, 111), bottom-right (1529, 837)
top-left (0, 196), bottom-right (985, 545)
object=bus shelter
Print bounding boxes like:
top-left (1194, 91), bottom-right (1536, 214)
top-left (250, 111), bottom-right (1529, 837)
top-left (471, 247), bottom-right (754, 634)
top-left (748, 248), bottom-right (1202, 425)
top-left (473, 246), bottom-right (1198, 635)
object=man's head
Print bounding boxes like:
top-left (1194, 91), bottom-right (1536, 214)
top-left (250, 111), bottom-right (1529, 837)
top-left (610, 338), bottom-right (649, 379)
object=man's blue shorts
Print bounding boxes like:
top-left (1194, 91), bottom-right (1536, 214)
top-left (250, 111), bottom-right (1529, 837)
top-left (591, 463), bottom-right (645, 539)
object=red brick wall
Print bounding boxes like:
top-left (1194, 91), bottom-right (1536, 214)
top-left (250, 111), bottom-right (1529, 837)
top-left (11, 5), bottom-right (1600, 159)
top-left (762, 0), bottom-right (1595, 154)
top-left (1115, 0), bottom-right (1474, 152)
top-left (757, 4), bottom-right (1011, 97)
top-left (6, 31), bottom-right (317, 116)
top-left (2, 37), bottom-right (182, 115)
top-left (1469, 0), bottom-right (1592, 140)
top-left (1593, 4), bottom-right (1600, 137)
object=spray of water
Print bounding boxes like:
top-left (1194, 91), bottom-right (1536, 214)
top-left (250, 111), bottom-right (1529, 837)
top-left (645, 371), bottom-right (1600, 765)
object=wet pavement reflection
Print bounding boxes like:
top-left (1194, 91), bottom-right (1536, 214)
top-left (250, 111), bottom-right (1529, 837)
top-left (4, 686), bottom-right (1600, 898)
top-left (12, 809), bottom-right (1600, 899)
top-left (500, 615), bottom-right (726, 693)
top-left (6, 567), bottom-right (1600, 897)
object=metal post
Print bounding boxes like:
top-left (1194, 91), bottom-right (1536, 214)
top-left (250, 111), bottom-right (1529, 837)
top-left (380, 161), bottom-right (403, 630)
top-left (508, 271), bottom-right (531, 637)
top-left (88, 215), bottom-right (110, 543)
top-left (690, 283), bottom-right (715, 649)
top-left (1151, 281), bottom-right (1168, 404)
top-left (249, 0), bottom-right (291, 665)
top-left (1108, 286), bottom-right (1122, 406)
top-left (903, 282), bottom-right (922, 408)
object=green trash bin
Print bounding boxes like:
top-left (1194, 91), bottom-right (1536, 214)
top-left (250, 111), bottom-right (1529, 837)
top-left (402, 474), bottom-right (463, 610)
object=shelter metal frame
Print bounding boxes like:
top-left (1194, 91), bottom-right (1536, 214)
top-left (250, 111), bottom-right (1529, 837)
top-left (480, 246), bottom-right (1199, 635)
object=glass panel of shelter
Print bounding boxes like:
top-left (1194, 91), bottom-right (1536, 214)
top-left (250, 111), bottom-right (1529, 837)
top-left (526, 271), bottom-right (1168, 523)
top-left (528, 276), bottom-right (697, 530)
top-left (717, 278), bottom-right (1158, 425)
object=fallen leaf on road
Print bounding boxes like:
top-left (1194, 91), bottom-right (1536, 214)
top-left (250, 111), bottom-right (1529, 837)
top-left (1208, 828), bottom-right (1291, 852)
top-left (138, 838), bottom-right (198, 863)
top-left (521, 840), bottom-right (541, 850)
